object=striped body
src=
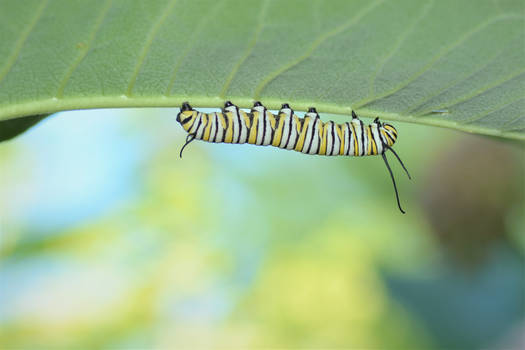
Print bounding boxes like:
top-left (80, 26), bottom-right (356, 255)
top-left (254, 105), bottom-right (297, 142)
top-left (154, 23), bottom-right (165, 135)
top-left (176, 102), bottom-right (398, 157)
top-left (176, 101), bottom-right (410, 213)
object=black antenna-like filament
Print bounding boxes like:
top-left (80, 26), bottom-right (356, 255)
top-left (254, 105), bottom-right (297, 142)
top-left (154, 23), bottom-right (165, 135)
top-left (384, 144), bottom-right (411, 180)
top-left (180, 133), bottom-right (196, 158)
top-left (381, 152), bottom-right (405, 214)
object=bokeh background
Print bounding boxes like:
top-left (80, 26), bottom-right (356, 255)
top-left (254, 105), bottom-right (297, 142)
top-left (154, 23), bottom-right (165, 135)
top-left (1, 108), bottom-right (523, 349)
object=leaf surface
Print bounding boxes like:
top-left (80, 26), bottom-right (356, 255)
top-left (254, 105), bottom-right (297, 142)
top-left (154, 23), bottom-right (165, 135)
top-left (0, 0), bottom-right (523, 140)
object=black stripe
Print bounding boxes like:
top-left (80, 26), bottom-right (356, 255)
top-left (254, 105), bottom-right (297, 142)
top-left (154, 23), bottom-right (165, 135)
top-left (304, 118), bottom-right (316, 154)
top-left (383, 130), bottom-right (394, 145)
top-left (261, 108), bottom-right (267, 145)
top-left (213, 113), bottom-right (219, 143)
top-left (270, 113), bottom-right (277, 144)
top-left (189, 112), bottom-right (197, 131)
top-left (369, 126), bottom-right (378, 154)
top-left (388, 129), bottom-right (397, 140)
top-left (343, 122), bottom-right (352, 156)
top-left (184, 113), bottom-right (196, 130)
top-left (220, 114), bottom-right (227, 142)
top-left (235, 107), bottom-right (242, 144)
top-left (330, 123), bottom-right (335, 155)
top-left (282, 111), bottom-right (293, 149)
top-left (343, 124), bottom-right (349, 155)
top-left (181, 115), bottom-right (192, 124)
top-left (205, 113), bottom-right (213, 141)
top-left (292, 117), bottom-right (303, 149)
top-left (207, 113), bottom-right (213, 142)
top-left (311, 118), bottom-right (320, 154)
top-left (193, 114), bottom-right (203, 140)
top-left (246, 112), bottom-right (254, 143)
top-left (243, 111), bottom-right (250, 143)
top-left (314, 120), bottom-right (321, 154)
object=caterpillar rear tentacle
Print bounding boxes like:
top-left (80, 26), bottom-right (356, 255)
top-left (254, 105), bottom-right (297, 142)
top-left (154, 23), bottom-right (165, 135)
top-left (176, 101), bottom-right (410, 213)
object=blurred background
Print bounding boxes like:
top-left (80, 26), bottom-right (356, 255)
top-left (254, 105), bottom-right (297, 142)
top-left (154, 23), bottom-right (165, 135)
top-left (0, 108), bottom-right (523, 349)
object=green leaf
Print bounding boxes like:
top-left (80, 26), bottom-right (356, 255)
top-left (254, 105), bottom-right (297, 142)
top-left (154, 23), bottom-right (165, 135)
top-left (0, 0), bottom-right (523, 140)
top-left (0, 114), bottom-right (48, 142)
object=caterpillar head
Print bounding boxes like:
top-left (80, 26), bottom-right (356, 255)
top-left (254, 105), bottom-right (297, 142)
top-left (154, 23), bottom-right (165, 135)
top-left (374, 117), bottom-right (397, 147)
top-left (373, 118), bottom-right (410, 214)
top-left (176, 102), bottom-right (195, 131)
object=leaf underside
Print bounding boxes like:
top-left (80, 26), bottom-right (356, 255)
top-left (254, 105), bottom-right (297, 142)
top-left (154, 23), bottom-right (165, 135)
top-left (0, 0), bottom-right (524, 140)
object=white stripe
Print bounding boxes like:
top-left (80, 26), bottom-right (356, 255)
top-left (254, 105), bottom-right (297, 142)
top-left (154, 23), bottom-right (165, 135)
top-left (332, 124), bottom-right (340, 156)
top-left (209, 113), bottom-right (217, 142)
top-left (196, 115), bottom-right (206, 139)
top-left (286, 115), bottom-right (298, 150)
top-left (385, 129), bottom-right (396, 144)
top-left (304, 113), bottom-right (318, 154)
top-left (326, 122), bottom-right (333, 156)
top-left (215, 114), bottom-right (224, 143)
top-left (279, 109), bottom-right (292, 148)
top-left (301, 117), bottom-right (313, 153)
top-left (309, 118), bottom-right (320, 154)
top-left (351, 119), bottom-right (362, 156)
top-left (263, 111), bottom-right (272, 145)
top-left (371, 124), bottom-right (383, 154)
top-left (253, 105), bottom-right (265, 145)
top-left (229, 110), bottom-right (239, 143)
top-left (188, 112), bottom-right (200, 134)
top-left (344, 123), bottom-right (350, 155)
top-left (363, 125), bottom-right (369, 156)
top-left (238, 110), bottom-right (248, 144)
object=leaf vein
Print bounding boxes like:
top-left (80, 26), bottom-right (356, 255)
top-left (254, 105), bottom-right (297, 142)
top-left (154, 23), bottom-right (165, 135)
top-left (253, 0), bottom-right (385, 100)
top-left (501, 114), bottom-right (525, 130)
top-left (353, 14), bottom-right (524, 109)
top-left (219, 0), bottom-right (269, 99)
top-left (401, 32), bottom-right (523, 116)
top-left (424, 68), bottom-right (525, 115)
top-left (126, 0), bottom-right (178, 96)
top-left (165, 0), bottom-right (225, 96)
top-left (463, 95), bottom-right (525, 124)
top-left (367, 0), bottom-right (434, 99)
top-left (0, 0), bottom-right (48, 86)
top-left (56, 0), bottom-right (113, 98)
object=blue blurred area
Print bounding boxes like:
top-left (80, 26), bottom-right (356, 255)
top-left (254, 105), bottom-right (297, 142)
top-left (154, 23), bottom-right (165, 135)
top-left (2, 109), bottom-right (149, 236)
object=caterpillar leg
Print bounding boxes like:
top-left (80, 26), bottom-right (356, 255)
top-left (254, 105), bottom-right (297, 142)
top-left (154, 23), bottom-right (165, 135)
top-left (179, 133), bottom-right (196, 158)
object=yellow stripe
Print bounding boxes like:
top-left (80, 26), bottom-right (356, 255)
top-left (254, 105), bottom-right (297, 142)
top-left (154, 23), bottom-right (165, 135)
top-left (384, 125), bottom-right (397, 137)
top-left (180, 111), bottom-right (194, 131)
top-left (367, 127), bottom-right (376, 155)
top-left (218, 113), bottom-right (227, 129)
top-left (248, 111), bottom-right (259, 144)
top-left (203, 114), bottom-right (213, 141)
top-left (319, 122), bottom-right (327, 155)
top-left (381, 129), bottom-right (394, 146)
top-left (272, 115), bottom-right (286, 146)
top-left (224, 113), bottom-right (234, 143)
top-left (351, 122), bottom-right (359, 156)
top-left (268, 113), bottom-right (276, 129)
top-left (336, 124), bottom-right (344, 155)
top-left (241, 111), bottom-right (251, 129)
top-left (294, 117), bottom-right (310, 151)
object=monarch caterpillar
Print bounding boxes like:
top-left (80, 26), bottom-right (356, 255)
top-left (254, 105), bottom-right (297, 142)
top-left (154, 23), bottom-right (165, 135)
top-left (176, 101), bottom-right (411, 213)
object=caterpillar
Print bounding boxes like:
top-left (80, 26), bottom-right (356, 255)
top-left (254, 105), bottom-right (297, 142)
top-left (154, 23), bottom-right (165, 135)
top-left (176, 101), bottom-right (411, 213)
